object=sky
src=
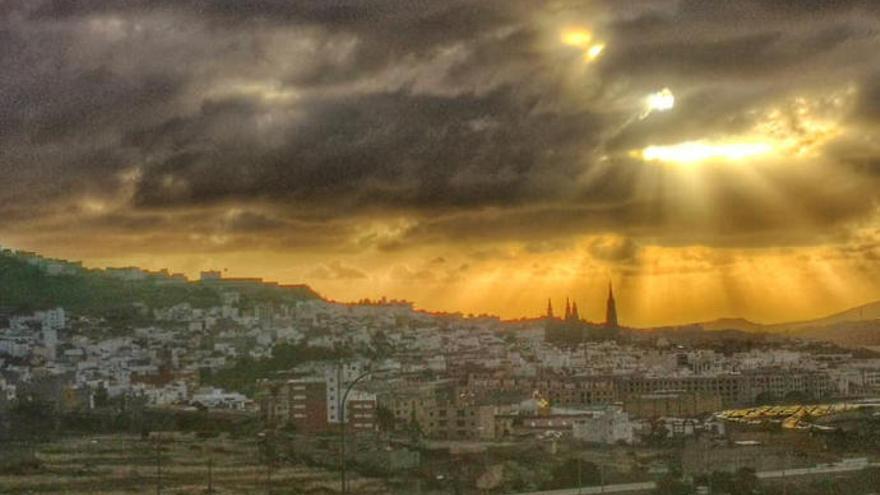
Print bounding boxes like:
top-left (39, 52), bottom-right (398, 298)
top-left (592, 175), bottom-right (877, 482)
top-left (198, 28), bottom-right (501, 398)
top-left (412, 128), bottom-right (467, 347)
top-left (3, 0), bottom-right (880, 326)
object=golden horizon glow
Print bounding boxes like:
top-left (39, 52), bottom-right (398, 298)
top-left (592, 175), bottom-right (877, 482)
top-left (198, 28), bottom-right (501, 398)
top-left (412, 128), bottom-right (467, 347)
top-left (38, 229), bottom-right (879, 328)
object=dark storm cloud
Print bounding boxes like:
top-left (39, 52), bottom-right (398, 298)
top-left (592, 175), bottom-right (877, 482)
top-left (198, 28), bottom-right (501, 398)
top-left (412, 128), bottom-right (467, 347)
top-left (855, 73), bottom-right (880, 124)
top-left (128, 88), bottom-right (602, 212)
top-left (385, 158), bottom-right (874, 249)
top-left (693, 0), bottom-right (880, 16)
top-left (599, 27), bottom-right (868, 83)
top-left (3, 0), bottom-right (880, 254)
top-left (609, 0), bottom-right (880, 26)
top-left (19, 0), bottom-right (527, 87)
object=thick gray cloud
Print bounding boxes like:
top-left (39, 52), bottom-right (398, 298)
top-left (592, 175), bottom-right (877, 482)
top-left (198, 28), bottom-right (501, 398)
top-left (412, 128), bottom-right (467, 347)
top-left (127, 88), bottom-right (602, 213)
top-left (2, 0), bottom-right (880, 254)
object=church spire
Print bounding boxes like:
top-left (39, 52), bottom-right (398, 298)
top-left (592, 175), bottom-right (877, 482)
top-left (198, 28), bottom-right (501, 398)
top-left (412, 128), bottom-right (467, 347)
top-left (571, 301), bottom-right (579, 321)
top-left (605, 282), bottom-right (618, 327)
top-left (546, 299), bottom-right (554, 318)
top-left (564, 298), bottom-right (571, 320)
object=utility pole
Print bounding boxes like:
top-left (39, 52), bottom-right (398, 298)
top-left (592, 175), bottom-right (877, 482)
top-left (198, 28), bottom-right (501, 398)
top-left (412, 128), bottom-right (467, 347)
top-left (340, 367), bottom-right (390, 494)
top-left (207, 457), bottom-right (213, 494)
top-left (121, 436), bottom-right (129, 481)
top-left (266, 459), bottom-right (271, 495)
top-left (782, 449), bottom-right (788, 495)
top-left (155, 436), bottom-right (162, 495)
top-left (266, 440), bottom-right (272, 495)
top-left (577, 456), bottom-right (583, 495)
top-left (257, 431), bottom-right (273, 495)
top-left (337, 360), bottom-right (346, 494)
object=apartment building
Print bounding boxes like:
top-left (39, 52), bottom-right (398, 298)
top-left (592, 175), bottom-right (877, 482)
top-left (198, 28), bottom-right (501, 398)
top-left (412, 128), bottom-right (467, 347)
top-left (258, 378), bottom-right (329, 433)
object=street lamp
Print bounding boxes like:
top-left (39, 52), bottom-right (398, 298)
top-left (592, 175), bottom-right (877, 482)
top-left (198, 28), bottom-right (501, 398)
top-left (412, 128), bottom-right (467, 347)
top-left (339, 367), bottom-right (390, 494)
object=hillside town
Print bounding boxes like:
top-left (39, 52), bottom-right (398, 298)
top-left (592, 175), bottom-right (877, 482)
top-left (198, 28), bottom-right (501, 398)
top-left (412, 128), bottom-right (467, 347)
top-left (3, 248), bottom-right (880, 494)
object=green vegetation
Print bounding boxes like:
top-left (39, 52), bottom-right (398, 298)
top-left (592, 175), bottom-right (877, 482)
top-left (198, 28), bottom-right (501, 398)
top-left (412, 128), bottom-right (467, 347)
top-left (0, 253), bottom-right (217, 314)
top-left (201, 343), bottom-right (352, 396)
top-left (236, 285), bottom-right (321, 311)
top-left (542, 458), bottom-right (601, 490)
top-left (654, 475), bottom-right (691, 495)
top-left (0, 251), bottom-right (318, 317)
top-left (697, 468), bottom-right (760, 495)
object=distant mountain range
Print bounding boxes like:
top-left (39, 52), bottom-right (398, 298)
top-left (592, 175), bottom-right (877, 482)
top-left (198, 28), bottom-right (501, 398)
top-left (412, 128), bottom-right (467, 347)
top-left (695, 300), bottom-right (880, 348)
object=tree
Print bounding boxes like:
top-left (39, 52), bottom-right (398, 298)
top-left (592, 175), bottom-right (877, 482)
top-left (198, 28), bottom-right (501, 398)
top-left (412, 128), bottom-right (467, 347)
top-left (643, 420), bottom-right (671, 446)
top-left (376, 405), bottom-right (396, 431)
top-left (93, 385), bottom-right (110, 409)
top-left (8, 399), bottom-right (56, 442)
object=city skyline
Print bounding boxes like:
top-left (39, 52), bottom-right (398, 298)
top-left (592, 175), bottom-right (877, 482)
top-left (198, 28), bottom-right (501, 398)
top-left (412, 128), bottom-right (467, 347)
top-left (7, 243), bottom-right (880, 330)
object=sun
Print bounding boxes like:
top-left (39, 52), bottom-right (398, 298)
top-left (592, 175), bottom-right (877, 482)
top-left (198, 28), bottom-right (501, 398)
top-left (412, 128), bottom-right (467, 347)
top-left (561, 28), bottom-right (606, 63)
top-left (645, 88), bottom-right (675, 114)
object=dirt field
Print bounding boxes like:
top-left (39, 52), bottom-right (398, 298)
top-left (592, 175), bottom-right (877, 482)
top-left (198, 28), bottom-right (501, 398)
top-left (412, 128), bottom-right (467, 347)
top-left (0, 433), bottom-right (391, 494)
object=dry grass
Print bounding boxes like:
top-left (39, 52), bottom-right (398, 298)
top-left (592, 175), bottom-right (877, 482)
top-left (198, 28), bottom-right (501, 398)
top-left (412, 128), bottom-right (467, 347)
top-left (0, 434), bottom-right (391, 494)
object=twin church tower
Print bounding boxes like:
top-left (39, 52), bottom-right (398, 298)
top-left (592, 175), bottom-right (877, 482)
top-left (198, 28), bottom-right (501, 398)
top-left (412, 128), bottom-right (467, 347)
top-left (546, 283), bottom-right (619, 328)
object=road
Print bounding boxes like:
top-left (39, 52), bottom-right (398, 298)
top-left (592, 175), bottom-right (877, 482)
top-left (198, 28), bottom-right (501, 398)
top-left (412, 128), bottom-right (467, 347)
top-left (756, 462), bottom-right (878, 479)
top-left (514, 481), bottom-right (656, 495)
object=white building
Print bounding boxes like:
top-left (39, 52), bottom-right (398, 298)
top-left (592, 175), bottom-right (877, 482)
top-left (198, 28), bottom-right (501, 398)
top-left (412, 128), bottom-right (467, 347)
top-left (37, 307), bottom-right (66, 331)
top-left (191, 387), bottom-right (251, 410)
top-left (42, 327), bottom-right (58, 360)
top-left (0, 337), bottom-right (31, 358)
top-left (572, 406), bottom-right (635, 445)
top-left (325, 362), bottom-right (370, 423)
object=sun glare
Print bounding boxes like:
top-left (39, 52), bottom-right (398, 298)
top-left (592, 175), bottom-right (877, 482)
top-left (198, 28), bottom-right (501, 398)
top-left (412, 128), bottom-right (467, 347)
top-left (208, 79), bottom-right (299, 104)
top-left (561, 29), bottom-right (593, 47)
top-left (643, 88), bottom-right (675, 118)
top-left (561, 28), bottom-right (606, 63)
top-left (641, 141), bottom-right (775, 165)
top-left (586, 43), bottom-right (605, 61)
top-left (638, 91), bottom-right (852, 166)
